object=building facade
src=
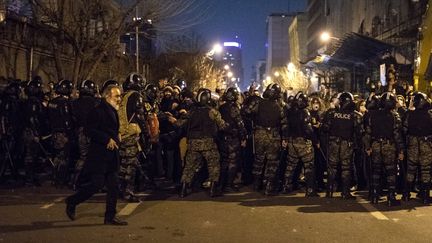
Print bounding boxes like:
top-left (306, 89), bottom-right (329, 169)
top-left (266, 13), bottom-right (294, 77)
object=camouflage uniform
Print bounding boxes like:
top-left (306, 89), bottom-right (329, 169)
top-left (242, 96), bottom-right (288, 194)
top-left (322, 108), bottom-right (363, 198)
top-left (364, 109), bottom-right (404, 203)
top-left (219, 101), bottom-right (247, 190)
top-left (180, 107), bottom-right (227, 184)
top-left (118, 91), bottom-right (145, 198)
top-left (403, 109), bottom-right (432, 201)
top-left (283, 107), bottom-right (318, 195)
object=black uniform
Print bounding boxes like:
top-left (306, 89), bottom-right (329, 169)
top-left (71, 95), bottom-right (100, 188)
top-left (0, 84), bottom-right (24, 178)
top-left (22, 95), bottom-right (48, 184)
top-left (48, 95), bottom-right (74, 185)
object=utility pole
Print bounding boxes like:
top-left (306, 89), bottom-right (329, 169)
top-left (135, 6), bottom-right (139, 74)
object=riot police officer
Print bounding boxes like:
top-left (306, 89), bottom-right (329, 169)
top-left (0, 80), bottom-right (24, 179)
top-left (403, 92), bottom-right (432, 204)
top-left (219, 87), bottom-right (247, 192)
top-left (364, 92), bottom-right (404, 206)
top-left (71, 80), bottom-right (100, 189)
top-left (22, 78), bottom-right (47, 185)
top-left (178, 88), bottom-right (227, 198)
top-left (242, 84), bottom-right (288, 196)
top-left (240, 86), bottom-right (263, 185)
top-left (48, 79), bottom-right (75, 186)
top-left (282, 92), bottom-right (319, 197)
top-left (321, 92), bottom-right (363, 199)
top-left (118, 73), bottom-right (146, 202)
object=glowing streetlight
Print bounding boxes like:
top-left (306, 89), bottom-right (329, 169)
top-left (231, 77), bottom-right (237, 82)
top-left (224, 64), bottom-right (230, 70)
top-left (227, 71), bottom-right (234, 78)
top-left (274, 71), bottom-right (280, 77)
top-left (266, 76), bottom-right (272, 82)
top-left (288, 62), bottom-right (296, 72)
top-left (320, 32), bottom-right (331, 42)
top-left (213, 43), bottom-right (223, 54)
top-left (320, 31), bottom-right (340, 42)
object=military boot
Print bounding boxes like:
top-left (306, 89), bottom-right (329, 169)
top-left (264, 181), bottom-right (277, 196)
top-left (225, 169), bottom-right (239, 193)
top-left (370, 187), bottom-right (380, 204)
top-left (421, 183), bottom-right (430, 204)
top-left (252, 175), bottom-right (262, 192)
top-left (387, 189), bottom-right (400, 207)
top-left (341, 183), bottom-right (356, 200)
top-left (210, 182), bottom-right (222, 197)
top-left (325, 181), bottom-right (335, 198)
top-left (305, 172), bottom-right (319, 197)
top-left (281, 179), bottom-right (293, 194)
top-left (180, 182), bottom-right (189, 198)
top-left (402, 182), bottom-right (412, 202)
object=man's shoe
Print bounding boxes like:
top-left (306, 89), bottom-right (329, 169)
top-left (65, 203), bottom-right (76, 221)
top-left (180, 182), bottom-right (189, 198)
top-left (104, 217), bottom-right (128, 226)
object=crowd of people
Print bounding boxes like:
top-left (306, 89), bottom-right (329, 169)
top-left (1, 73), bottom-right (432, 212)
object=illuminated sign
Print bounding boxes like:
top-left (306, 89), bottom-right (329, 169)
top-left (224, 42), bottom-right (241, 48)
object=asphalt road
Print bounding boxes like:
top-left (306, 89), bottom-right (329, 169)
top-left (1, 183), bottom-right (432, 243)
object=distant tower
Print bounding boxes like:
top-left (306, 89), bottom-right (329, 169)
top-left (222, 41), bottom-right (244, 88)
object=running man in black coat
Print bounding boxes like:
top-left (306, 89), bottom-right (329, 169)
top-left (65, 84), bottom-right (127, 225)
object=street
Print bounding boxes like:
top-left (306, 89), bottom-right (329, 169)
top-left (1, 183), bottom-right (432, 243)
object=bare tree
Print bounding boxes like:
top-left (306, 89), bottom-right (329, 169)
top-left (29, 0), bottom-right (209, 84)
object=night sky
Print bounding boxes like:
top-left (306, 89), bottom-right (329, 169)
top-left (193, 0), bottom-right (307, 88)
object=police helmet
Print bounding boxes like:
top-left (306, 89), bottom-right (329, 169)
top-left (55, 79), bottom-right (73, 96)
top-left (294, 91), bottom-right (309, 109)
top-left (144, 83), bottom-right (158, 102)
top-left (380, 92), bottom-right (397, 110)
top-left (264, 83), bottom-right (281, 100)
top-left (365, 94), bottom-right (380, 110)
top-left (4, 81), bottom-right (21, 97)
top-left (79, 79), bottom-right (97, 97)
top-left (25, 77), bottom-right (44, 97)
top-left (196, 88), bottom-right (211, 106)
top-left (123, 73), bottom-right (145, 91)
top-left (176, 79), bottom-right (187, 90)
top-left (338, 92), bottom-right (355, 111)
top-left (224, 87), bottom-right (239, 102)
top-left (413, 92), bottom-right (430, 110)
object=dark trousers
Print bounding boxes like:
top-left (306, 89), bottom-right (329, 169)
top-left (66, 171), bottom-right (119, 220)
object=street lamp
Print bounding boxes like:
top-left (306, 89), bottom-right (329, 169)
top-left (274, 71), bottom-right (280, 77)
top-left (224, 64), bottom-right (230, 70)
top-left (213, 43), bottom-right (223, 54)
top-left (320, 31), bottom-right (340, 42)
top-left (227, 71), bottom-right (233, 78)
top-left (287, 62), bottom-right (296, 72)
